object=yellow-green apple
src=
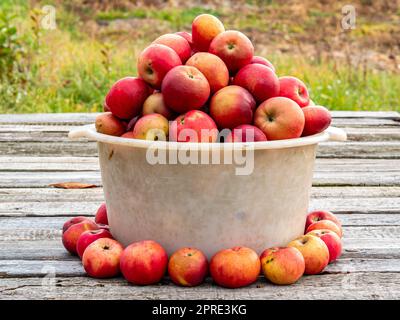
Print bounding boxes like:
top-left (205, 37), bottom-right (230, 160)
top-left (209, 246), bottom-right (260, 288)
top-left (132, 114), bottom-right (169, 141)
top-left (192, 14), bottom-right (225, 52)
top-left (210, 85), bottom-right (256, 129)
top-left (301, 105), bottom-right (332, 136)
top-left (62, 216), bottom-right (91, 234)
top-left (251, 56), bottom-right (275, 72)
top-left (288, 235), bottom-right (329, 275)
top-left (186, 52), bottom-right (229, 93)
top-left (153, 33), bottom-right (191, 63)
top-left (142, 92), bottom-right (175, 120)
top-left (233, 63), bottom-right (280, 103)
top-left (168, 247), bottom-right (208, 287)
top-left (161, 65), bottom-right (210, 113)
top-left (175, 31), bottom-right (193, 48)
top-left (226, 124), bottom-right (267, 142)
top-left (120, 240), bottom-right (168, 285)
top-left (306, 220), bottom-right (343, 238)
top-left (95, 203), bottom-right (108, 225)
top-left (279, 76), bottom-right (310, 107)
top-left (82, 238), bottom-right (123, 278)
top-left (306, 229), bottom-right (342, 263)
top-left (254, 97), bottom-right (305, 140)
top-left (76, 229), bottom-right (113, 258)
top-left (169, 110), bottom-right (218, 143)
top-left (62, 220), bottom-right (99, 255)
top-left (260, 247), bottom-right (305, 285)
top-left (120, 131), bottom-right (135, 139)
top-left (305, 210), bottom-right (342, 231)
top-left (105, 77), bottom-right (151, 119)
top-left (95, 112), bottom-right (126, 136)
top-left (137, 44), bottom-right (182, 89)
top-left (209, 30), bottom-right (254, 74)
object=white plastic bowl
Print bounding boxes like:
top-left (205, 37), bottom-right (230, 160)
top-left (69, 125), bottom-right (346, 258)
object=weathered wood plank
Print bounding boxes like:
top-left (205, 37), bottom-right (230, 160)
top-left (1, 273), bottom-right (399, 299)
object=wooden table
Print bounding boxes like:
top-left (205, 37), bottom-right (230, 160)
top-left (0, 111), bottom-right (399, 300)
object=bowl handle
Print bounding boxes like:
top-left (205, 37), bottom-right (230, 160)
top-left (325, 126), bottom-right (347, 142)
top-left (68, 124), bottom-right (94, 140)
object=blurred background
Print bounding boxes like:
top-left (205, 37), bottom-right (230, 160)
top-left (0, 0), bottom-right (399, 114)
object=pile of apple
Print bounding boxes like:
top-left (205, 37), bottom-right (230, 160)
top-left (96, 14), bottom-right (332, 142)
top-left (62, 205), bottom-right (342, 287)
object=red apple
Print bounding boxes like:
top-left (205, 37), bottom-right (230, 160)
top-left (209, 30), bottom-right (254, 74)
top-left (120, 131), bottom-right (135, 139)
top-left (233, 63), bottom-right (280, 103)
top-left (62, 220), bottom-right (99, 255)
top-left (186, 52), bottom-right (229, 93)
top-left (105, 77), bottom-right (151, 119)
top-left (132, 114), bottom-right (169, 141)
top-left (137, 44), bottom-right (182, 89)
top-left (192, 14), bottom-right (225, 52)
top-left (62, 216), bottom-right (91, 234)
top-left (120, 240), bottom-right (168, 285)
top-left (95, 203), bottom-right (108, 225)
top-left (82, 238), bottom-right (124, 278)
top-left (209, 246), bottom-right (260, 288)
top-left (95, 112), bottom-right (126, 136)
top-left (305, 210), bottom-right (341, 231)
top-left (226, 124), bottom-right (267, 142)
top-left (254, 97), bottom-right (305, 140)
top-left (169, 110), bottom-right (218, 143)
top-left (251, 56), bottom-right (275, 72)
top-left (175, 31), bottom-right (193, 48)
top-left (168, 247), bottom-right (208, 287)
top-left (161, 65), bottom-right (210, 113)
top-left (306, 220), bottom-right (343, 238)
top-left (142, 92), bottom-right (175, 120)
top-left (210, 85), bottom-right (256, 129)
top-left (279, 76), bottom-right (310, 107)
top-left (306, 229), bottom-right (342, 263)
top-left (302, 106), bottom-right (332, 136)
top-left (260, 247), bottom-right (305, 285)
top-left (76, 228), bottom-right (113, 258)
top-left (153, 33), bottom-right (191, 63)
top-left (287, 235), bottom-right (329, 275)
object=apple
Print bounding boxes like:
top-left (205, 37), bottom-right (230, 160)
top-left (306, 220), bottom-right (343, 238)
top-left (279, 76), bottom-right (310, 107)
top-left (153, 33), bottom-right (191, 63)
top-left (95, 112), bottom-right (126, 136)
top-left (120, 240), bottom-right (168, 285)
top-left (82, 238), bottom-right (124, 278)
top-left (260, 247), bottom-right (305, 285)
top-left (305, 210), bottom-right (342, 231)
top-left (209, 246), bottom-right (260, 288)
top-left (76, 228), bottom-right (113, 258)
top-left (132, 114), bottom-right (169, 141)
top-left (62, 216), bottom-right (91, 234)
top-left (137, 44), bottom-right (182, 89)
top-left (254, 97), bottom-right (305, 140)
top-left (105, 77), bottom-right (151, 119)
top-left (169, 110), bottom-right (218, 143)
top-left (121, 131), bottom-right (135, 139)
top-left (233, 63), bottom-right (280, 103)
top-left (287, 235), bottom-right (329, 275)
top-left (302, 106), bottom-right (332, 136)
top-left (95, 203), bottom-right (108, 225)
top-left (210, 85), bottom-right (256, 129)
top-left (306, 229), bottom-right (342, 263)
top-left (209, 30), bottom-right (254, 74)
top-left (226, 124), bottom-right (267, 142)
top-left (62, 220), bottom-right (99, 255)
top-left (168, 247), bottom-right (208, 287)
top-left (192, 14), bottom-right (225, 52)
top-left (186, 52), bottom-right (229, 93)
top-left (161, 65), bottom-right (210, 114)
top-left (142, 92), bottom-right (175, 120)
top-left (250, 56), bottom-right (275, 72)
top-left (175, 31), bottom-right (193, 48)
